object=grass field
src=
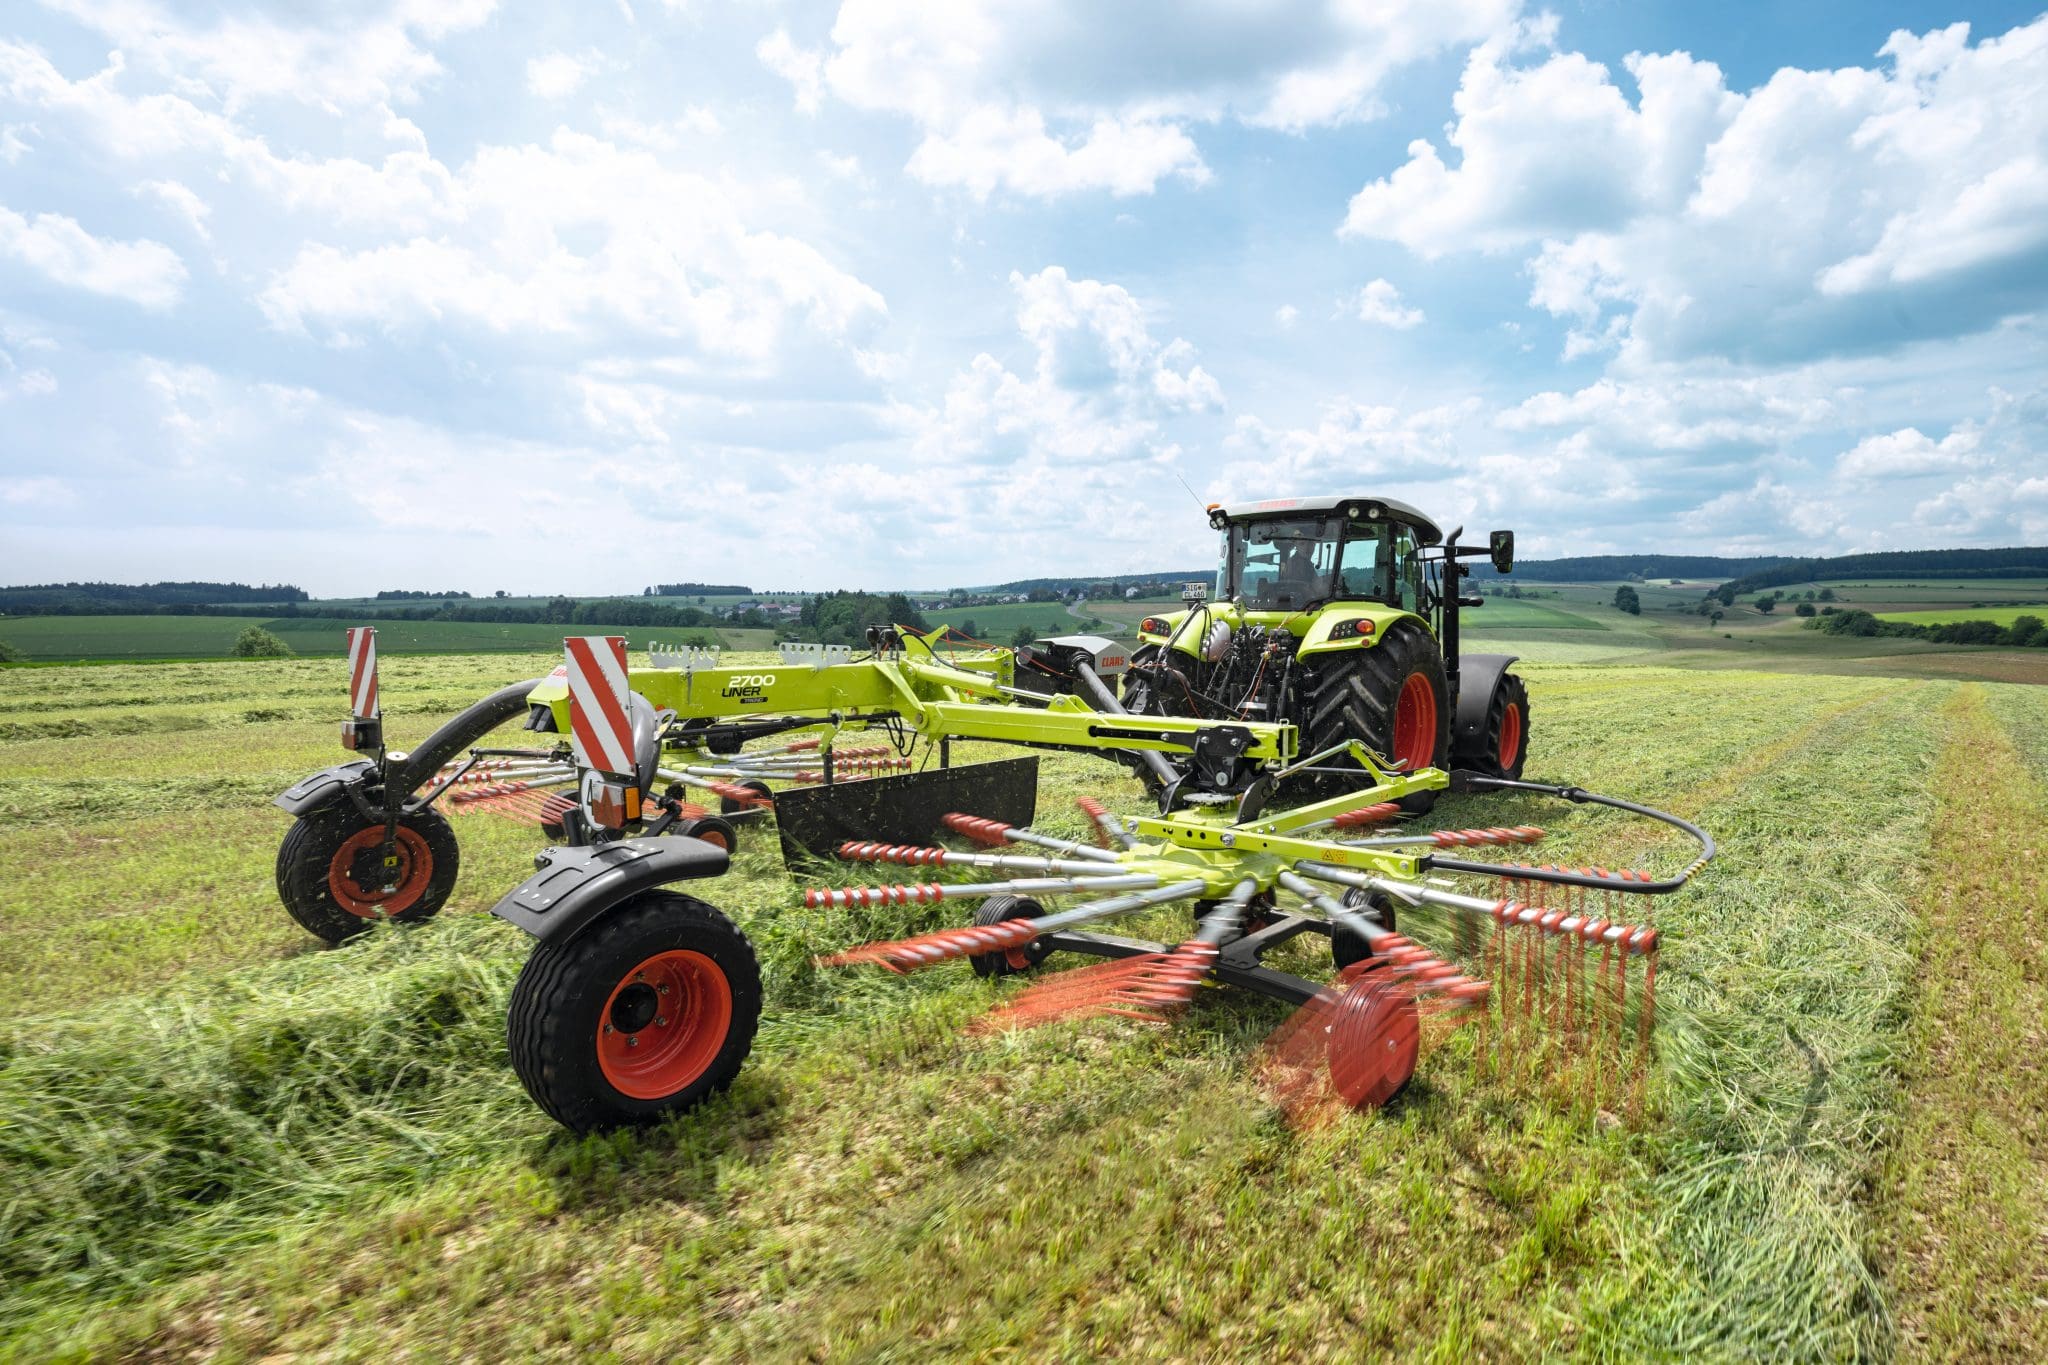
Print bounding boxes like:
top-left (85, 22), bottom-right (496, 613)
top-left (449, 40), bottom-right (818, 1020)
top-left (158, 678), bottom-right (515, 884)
top-left (0, 616), bottom-right (772, 661)
top-left (2, 650), bottom-right (2044, 1359)
top-left (1876, 604), bottom-right (2048, 627)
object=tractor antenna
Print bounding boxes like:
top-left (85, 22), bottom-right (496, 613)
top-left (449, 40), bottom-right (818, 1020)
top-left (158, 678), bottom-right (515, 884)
top-left (1170, 469), bottom-right (1207, 513)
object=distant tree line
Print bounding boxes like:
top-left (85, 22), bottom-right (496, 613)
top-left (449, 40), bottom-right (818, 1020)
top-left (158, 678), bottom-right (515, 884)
top-left (1717, 547), bottom-right (2048, 597)
top-left (375, 589), bottom-right (473, 600)
top-left (0, 580), bottom-right (309, 614)
top-left (1471, 554), bottom-right (1785, 583)
top-left (651, 582), bottom-right (752, 596)
top-left (1805, 609), bottom-right (2048, 649)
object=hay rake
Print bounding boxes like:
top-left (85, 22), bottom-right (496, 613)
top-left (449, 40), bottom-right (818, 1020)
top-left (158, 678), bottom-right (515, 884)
top-left (814, 777), bottom-right (1709, 1122)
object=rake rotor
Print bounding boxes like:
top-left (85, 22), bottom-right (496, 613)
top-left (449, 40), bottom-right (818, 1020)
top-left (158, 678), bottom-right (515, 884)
top-left (812, 776), bottom-right (1712, 1124)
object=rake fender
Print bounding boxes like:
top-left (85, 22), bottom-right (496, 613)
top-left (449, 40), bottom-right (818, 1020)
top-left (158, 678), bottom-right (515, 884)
top-left (490, 837), bottom-right (732, 947)
top-left (1451, 654), bottom-right (1518, 751)
top-left (273, 679), bottom-right (547, 817)
top-left (273, 759), bottom-right (379, 817)
top-left (393, 679), bottom-right (550, 795)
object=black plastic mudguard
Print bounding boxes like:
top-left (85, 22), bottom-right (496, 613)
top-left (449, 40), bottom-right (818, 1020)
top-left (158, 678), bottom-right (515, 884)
top-left (773, 757), bottom-right (1039, 863)
top-left (490, 836), bottom-right (732, 946)
top-left (1453, 653), bottom-right (1520, 750)
top-left (273, 760), bottom-right (378, 816)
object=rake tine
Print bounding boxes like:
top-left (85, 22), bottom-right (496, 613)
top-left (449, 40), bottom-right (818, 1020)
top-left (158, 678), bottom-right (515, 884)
top-left (1292, 801), bottom-right (1403, 835)
top-left (803, 872), bottom-right (1162, 911)
top-left (1337, 825), bottom-right (1545, 850)
top-left (1074, 796), bottom-right (1138, 850)
top-left (834, 842), bottom-right (1140, 878)
top-left (940, 813), bottom-right (1124, 864)
top-left (972, 877), bottom-right (1262, 1028)
top-left (816, 880), bottom-right (1209, 971)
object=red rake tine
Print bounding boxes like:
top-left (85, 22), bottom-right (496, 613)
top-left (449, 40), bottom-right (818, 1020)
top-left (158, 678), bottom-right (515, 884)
top-left (972, 878), bottom-right (1260, 1029)
top-left (940, 812), bottom-right (1124, 864)
top-left (813, 879), bottom-right (1207, 971)
top-left (1074, 796), bottom-right (1137, 850)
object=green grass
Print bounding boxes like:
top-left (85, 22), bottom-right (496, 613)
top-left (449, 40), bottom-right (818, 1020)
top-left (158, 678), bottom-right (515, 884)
top-left (1875, 604), bottom-right (2048, 627)
top-left (926, 601), bottom-right (1112, 641)
top-left (2, 651), bottom-right (2044, 1357)
top-left (0, 617), bottom-right (772, 662)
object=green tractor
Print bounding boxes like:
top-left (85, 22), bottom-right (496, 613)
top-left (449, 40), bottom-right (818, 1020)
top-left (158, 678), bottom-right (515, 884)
top-left (1120, 495), bottom-right (1527, 810)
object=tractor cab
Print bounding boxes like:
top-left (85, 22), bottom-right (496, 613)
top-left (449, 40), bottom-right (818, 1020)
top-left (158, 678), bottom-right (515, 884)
top-left (1212, 496), bottom-right (1442, 618)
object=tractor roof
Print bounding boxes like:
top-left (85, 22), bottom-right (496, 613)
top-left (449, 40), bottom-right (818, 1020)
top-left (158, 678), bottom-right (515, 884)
top-left (1213, 495), bottom-right (1444, 546)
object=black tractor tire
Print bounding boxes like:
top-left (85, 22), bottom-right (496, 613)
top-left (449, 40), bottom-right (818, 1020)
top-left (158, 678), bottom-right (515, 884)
top-left (1331, 887), bottom-right (1398, 970)
top-left (275, 802), bottom-right (461, 945)
top-left (968, 895), bottom-right (1054, 978)
top-left (1454, 672), bottom-right (1530, 780)
top-left (1295, 623), bottom-right (1450, 813)
top-left (507, 891), bottom-right (761, 1131)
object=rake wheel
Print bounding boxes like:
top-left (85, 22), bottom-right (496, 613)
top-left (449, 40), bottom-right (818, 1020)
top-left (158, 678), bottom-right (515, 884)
top-left (507, 891), bottom-right (761, 1131)
top-left (1325, 971), bottom-right (1421, 1109)
top-left (1330, 886), bottom-right (1398, 971)
top-left (275, 802), bottom-right (460, 944)
top-left (968, 895), bottom-right (1055, 978)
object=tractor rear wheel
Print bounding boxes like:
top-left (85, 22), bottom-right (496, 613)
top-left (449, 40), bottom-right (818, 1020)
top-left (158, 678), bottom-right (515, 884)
top-left (1296, 623), bottom-right (1449, 812)
top-left (507, 891), bottom-right (761, 1131)
top-left (1454, 672), bottom-right (1530, 780)
top-left (275, 802), bottom-right (461, 944)
top-left (968, 895), bottom-right (1054, 977)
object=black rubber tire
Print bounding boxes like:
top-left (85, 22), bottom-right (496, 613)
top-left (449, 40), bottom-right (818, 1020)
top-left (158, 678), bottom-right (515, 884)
top-left (275, 802), bottom-right (461, 945)
top-left (719, 779), bottom-right (773, 817)
top-left (1296, 623), bottom-right (1449, 813)
top-left (968, 895), bottom-right (1053, 978)
top-left (673, 814), bottom-right (739, 855)
top-left (1331, 887), bottom-right (1398, 970)
top-left (506, 891), bottom-right (761, 1132)
top-left (1453, 672), bottom-right (1530, 780)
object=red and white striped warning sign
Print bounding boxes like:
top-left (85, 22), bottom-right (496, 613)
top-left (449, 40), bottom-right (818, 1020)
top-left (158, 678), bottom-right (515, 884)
top-left (564, 635), bottom-right (636, 777)
top-left (346, 627), bottom-right (379, 720)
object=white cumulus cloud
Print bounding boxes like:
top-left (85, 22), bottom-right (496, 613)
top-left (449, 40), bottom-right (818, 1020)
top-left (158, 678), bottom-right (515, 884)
top-left (0, 204), bottom-right (186, 309)
top-left (1351, 279), bottom-right (1424, 329)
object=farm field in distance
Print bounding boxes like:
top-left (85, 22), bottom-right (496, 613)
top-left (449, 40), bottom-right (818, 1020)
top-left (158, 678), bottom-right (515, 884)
top-left (1, 635), bottom-right (2045, 1359)
top-left (0, 614), bottom-right (771, 661)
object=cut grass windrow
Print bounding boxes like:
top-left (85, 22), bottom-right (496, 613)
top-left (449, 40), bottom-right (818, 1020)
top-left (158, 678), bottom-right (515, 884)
top-left (1876, 687), bottom-right (2048, 1360)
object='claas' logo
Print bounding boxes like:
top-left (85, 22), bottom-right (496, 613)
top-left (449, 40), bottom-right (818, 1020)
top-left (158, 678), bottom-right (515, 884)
top-left (1100, 655), bottom-right (1126, 668)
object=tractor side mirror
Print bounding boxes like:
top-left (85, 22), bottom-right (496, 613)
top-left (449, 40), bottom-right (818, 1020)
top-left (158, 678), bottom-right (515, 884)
top-left (1489, 530), bottom-right (1514, 574)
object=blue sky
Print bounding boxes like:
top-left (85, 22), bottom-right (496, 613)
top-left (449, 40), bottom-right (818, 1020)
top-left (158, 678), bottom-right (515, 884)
top-left (1, 1), bottom-right (2043, 595)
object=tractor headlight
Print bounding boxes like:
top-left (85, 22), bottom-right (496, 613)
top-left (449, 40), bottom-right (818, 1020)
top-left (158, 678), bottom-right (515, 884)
top-left (1327, 618), bottom-right (1375, 640)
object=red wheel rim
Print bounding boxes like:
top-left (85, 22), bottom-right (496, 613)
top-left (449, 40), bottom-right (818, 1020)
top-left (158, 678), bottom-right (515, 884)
top-left (1497, 701), bottom-right (1523, 769)
top-left (1391, 672), bottom-right (1438, 771)
top-left (597, 950), bottom-right (732, 1100)
top-left (327, 826), bottom-right (433, 918)
top-left (1326, 975), bottom-right (1421, 1109)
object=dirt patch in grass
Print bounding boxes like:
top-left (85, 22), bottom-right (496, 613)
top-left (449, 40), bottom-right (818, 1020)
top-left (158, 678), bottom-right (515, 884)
top-left (1876, 687), bottom-right (2048, 1360)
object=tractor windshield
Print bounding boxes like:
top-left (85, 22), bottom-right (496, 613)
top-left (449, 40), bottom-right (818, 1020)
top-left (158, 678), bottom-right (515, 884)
top-left (1223, 516), bottom-right (1419, 613)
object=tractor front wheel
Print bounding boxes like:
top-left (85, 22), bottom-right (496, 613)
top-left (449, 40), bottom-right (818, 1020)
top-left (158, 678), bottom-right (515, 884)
top-left (1455, 672), bottom-right (1530, 780)
top-left (507, 891), bottom-right (761, 1131)
top-left (1297, 623), bottom-right (1450, 812)
top-left (275, 802), bottom-right (461, 944)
